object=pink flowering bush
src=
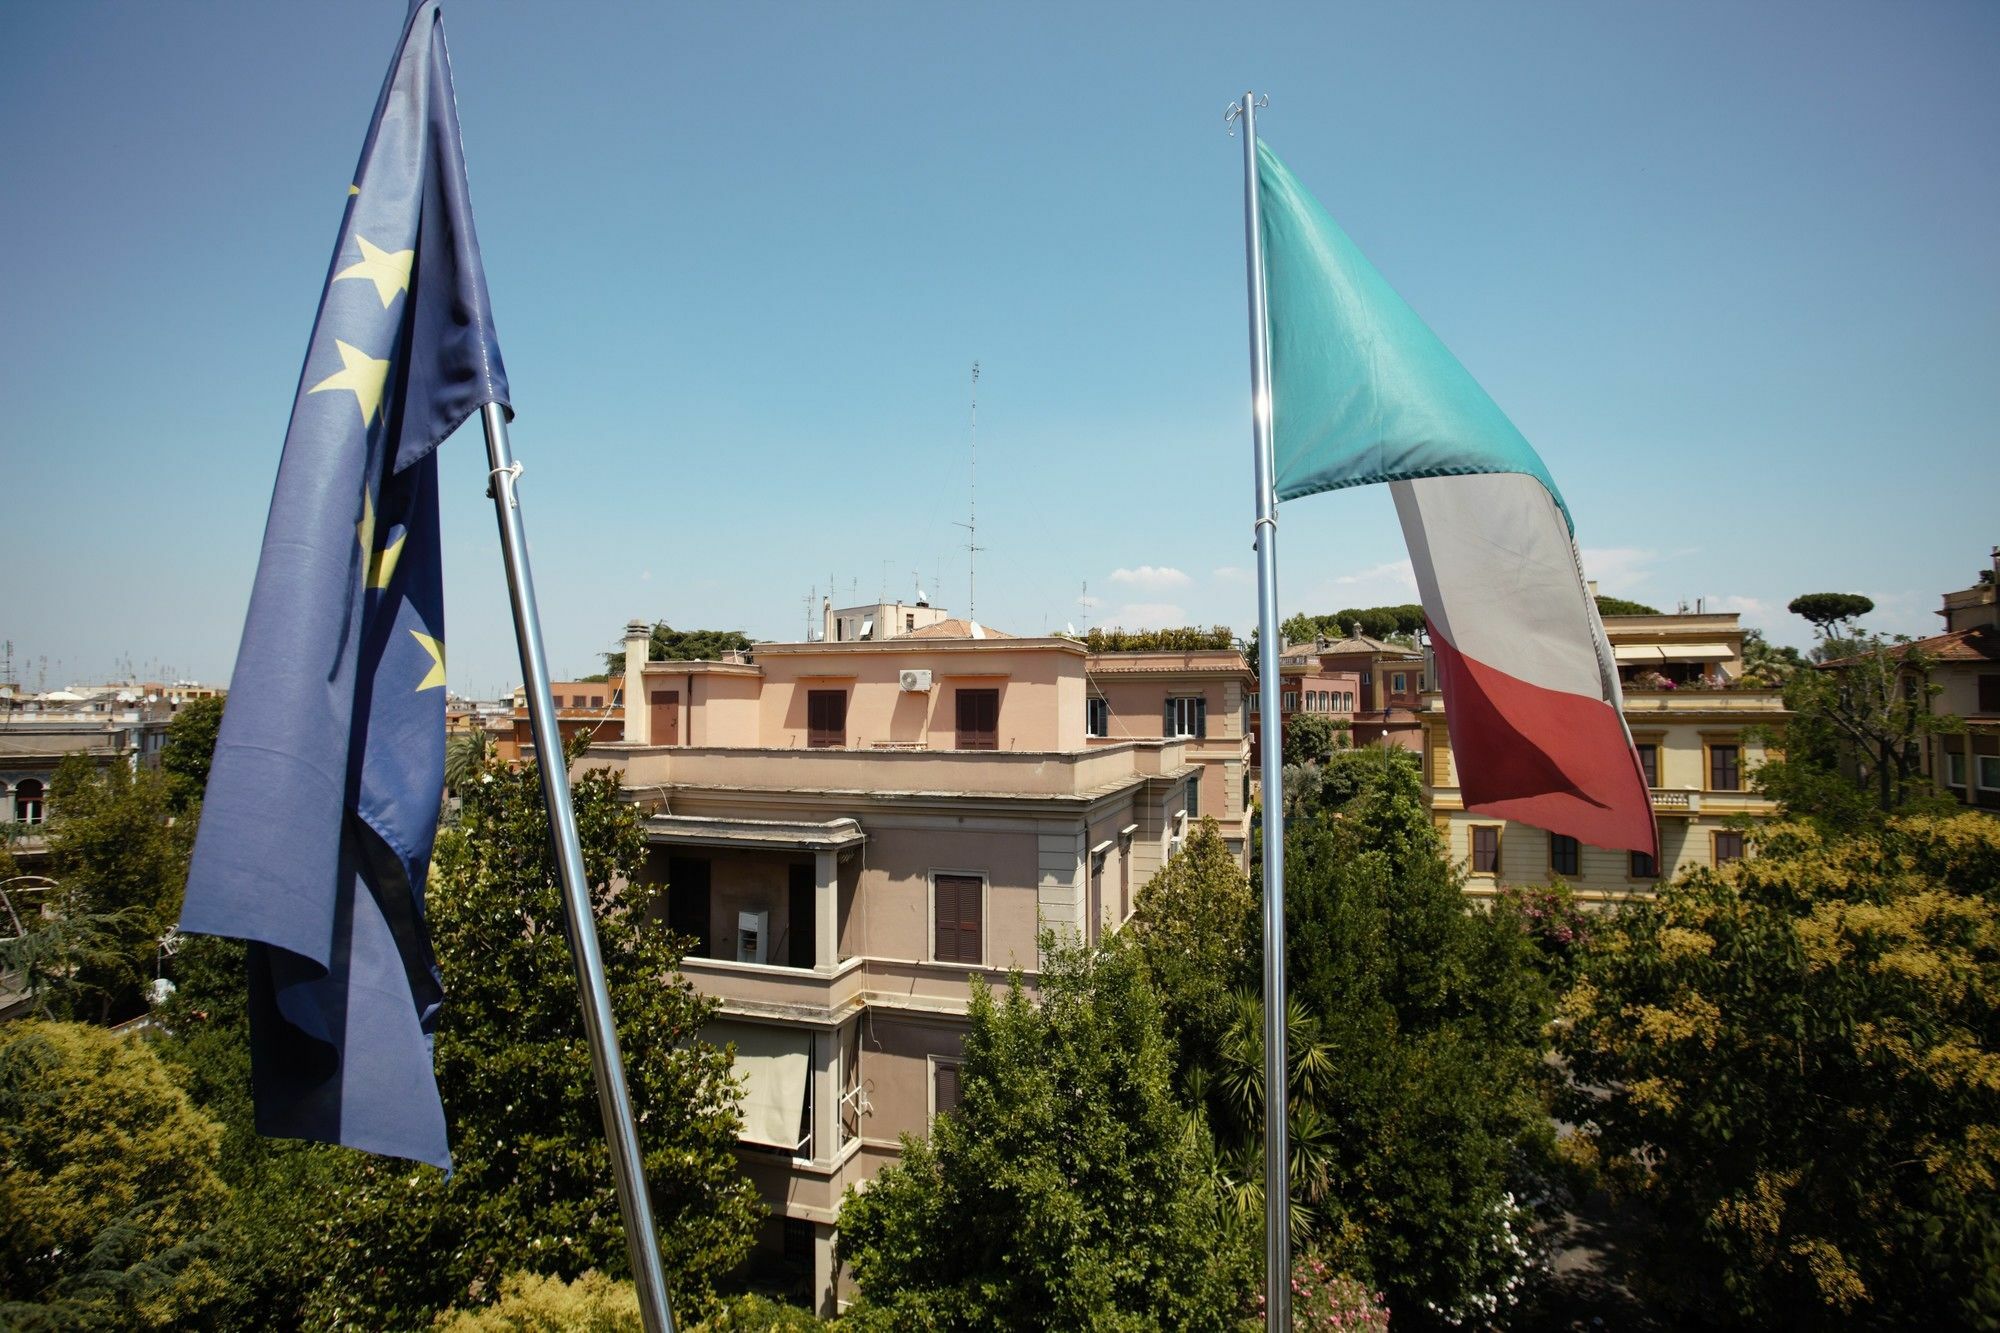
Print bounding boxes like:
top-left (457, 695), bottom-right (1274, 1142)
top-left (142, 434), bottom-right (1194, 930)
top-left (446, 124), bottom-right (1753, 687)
top-left (1256, 1255), bottom-right (1390, 1331)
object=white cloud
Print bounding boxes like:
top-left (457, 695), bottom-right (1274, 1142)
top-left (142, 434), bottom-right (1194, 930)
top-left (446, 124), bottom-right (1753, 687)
top-left (1109, 565), bottom-right (1192, 589)
top-left (1578, 546), bottom-right (1660, 595)
top-left (1211, 565), bottom-right (1253, 585)
top-left (1331, 558), bottom-right (1416, 590)
top-left (1105, 602), bottom-right (1189, 628)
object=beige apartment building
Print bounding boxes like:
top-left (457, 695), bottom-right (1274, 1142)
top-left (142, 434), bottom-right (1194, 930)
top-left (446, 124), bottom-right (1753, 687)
top-left (1426, 611), bottom-right (1785, 902)
top-left (581, 615), bottom-right (1200, 1312)
top-left (1919, 546), bottom-right (2000, 812)
top-left (1083, 647), bottom-right (1255, 861)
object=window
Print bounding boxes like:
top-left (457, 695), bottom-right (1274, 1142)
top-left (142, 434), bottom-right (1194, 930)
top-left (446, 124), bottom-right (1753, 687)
top-left (1165, 696), bottom-right (1207, 739)
top-left (1471, 826), bottom-right (1500, 874)
top-left (1709, 743), bottom-right (1741, 791)
top-left (1342, 691), bottom-right (1354, 711)
top-left (1979, 675), bottom-right (2000, 713)
top-left (1085, 696), bottom-right (1109, 738)
top-left (1981, 755), bottom-right (2000, 790)
top-left (1946, 749), bottom-right (1967, 787)
top-left (1714, 831), bottom-right (1745, 864)
top-left (933, 874), bottom-right (983, 964)
top-left (806, 689), bottom-right (847, 748)
top-left (1630, 849), bottom-right (1658, 879)
top-left (13, 779), bottom-right (44, 826)
top-left (1185, 776), bottom-right (1200, 820)
top-left (1550, 834), bottom-right (1580, 877)
top-left (1249, 692), bottom-right (1259, 714)
top-left (1392, 672), bottom-right (1407, 693)
top-left (956, 688), bottom-right (999, 749)
top-left (1636, 743), bottom-right (1659, 788)
top-left (906, 613), bottom-right (916, 633)
top-left (589, 695), bottom-right (603, 708)
top-left (1283, 692), bottom-right (1298, 712)
top-left (932, 1061), bottom-right (963, 1120)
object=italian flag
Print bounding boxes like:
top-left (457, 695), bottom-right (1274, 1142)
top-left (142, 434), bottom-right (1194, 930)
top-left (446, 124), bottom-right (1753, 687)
top-left (1258, 141), bottom-right (1658, 859)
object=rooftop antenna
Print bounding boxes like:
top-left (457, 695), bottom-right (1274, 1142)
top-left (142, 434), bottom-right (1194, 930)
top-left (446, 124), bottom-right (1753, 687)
top-left (802, 585), bottom-right (818, 641)
top-left (953, 361), bottom-right (983, 618)
top-left (1078, 580), bottom-right (1098, 632)
top-left (1, 640), bottom-right (15, 689)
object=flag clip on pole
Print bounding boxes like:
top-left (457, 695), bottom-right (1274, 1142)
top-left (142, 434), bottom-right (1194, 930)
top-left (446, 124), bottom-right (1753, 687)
top-left (1233, 89), bottom-right (1291, 1330)
top-left (480, 403), bottom-right (677, 1333)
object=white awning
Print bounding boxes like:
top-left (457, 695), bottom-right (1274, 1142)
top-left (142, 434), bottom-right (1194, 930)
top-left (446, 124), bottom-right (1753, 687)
top-left (1613, 642), bottom-right (1734, 664)
top-left (711, 1021), bottom-right (811, 1150)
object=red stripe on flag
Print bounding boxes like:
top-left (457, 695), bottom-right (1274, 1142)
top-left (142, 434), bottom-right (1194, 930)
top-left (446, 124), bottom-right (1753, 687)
top-left (1430, 626), bottom-right (1658, 857)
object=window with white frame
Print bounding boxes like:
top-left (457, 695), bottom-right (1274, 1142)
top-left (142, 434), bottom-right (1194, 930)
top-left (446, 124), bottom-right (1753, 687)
top-left (1980, 755), bottom-right (2000, 790)
top-left (1165, 695), bottom-right (1207, 739)
top-left (1086, 696), bottom-right (1109, 738)
top-left (1946, 750), bottom-right (1966, 787)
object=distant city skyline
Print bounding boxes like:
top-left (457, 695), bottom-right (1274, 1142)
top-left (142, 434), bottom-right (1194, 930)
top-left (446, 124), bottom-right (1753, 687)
top-left (4, 1), bottom-right (1994, 697)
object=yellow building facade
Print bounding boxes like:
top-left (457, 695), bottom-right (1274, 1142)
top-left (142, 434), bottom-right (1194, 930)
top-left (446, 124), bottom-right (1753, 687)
top-left (1423, 612), bottom-right (1786, 903)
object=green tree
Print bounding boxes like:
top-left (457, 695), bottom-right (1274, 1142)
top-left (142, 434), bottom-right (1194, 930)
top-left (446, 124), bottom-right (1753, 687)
top-left (1593, 594), bottom-right (1661, 617)
top-left (1754, 633), bottom-right (1960, 819)
top-left (1557, 814), bottom-right (2000, 1327)
top-left (604, 623), bottom-right (755, 675)
top-left (836, 938), bottom-right (1252, 1329)
top-left (0, 1020), bottom-right (231, 1328)
top-left (1738, 627), bottom-right (1807, 688)
top-left (158, 696), bottom-right (225, 812)
top-left (1281, 712), bottom-right (1346, 768)
top-left (1271, 746), bottom-right (1555, 1328)
top-left (301, 742), bottom-right (761, 1327)
top-left (40, 754), bottom-right (187, 1023)
top-left (444, 724), bottom-right (496, 792)
top-left (1787, 591), bottom-right (1875, 634)
top-left (1080, 625), bottom-right (1237, 653)
top-left (1127, 817), bottom-right (1257, 1090)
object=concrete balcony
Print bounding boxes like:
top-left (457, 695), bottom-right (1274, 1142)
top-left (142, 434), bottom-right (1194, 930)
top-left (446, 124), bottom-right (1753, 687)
top-left (586, 737), bottom-right (1190, 802)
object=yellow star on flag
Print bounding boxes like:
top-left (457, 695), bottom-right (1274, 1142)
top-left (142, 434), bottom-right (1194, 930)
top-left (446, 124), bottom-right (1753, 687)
top-left (348, 183), bottom-right (360, 196)
top-left (410, 631), bottom-right (446, 692)
top-left (333, 235), bottom-right (414, 308)
top-left (356, 489), bottom-right (406, 590)
top-left (308, 340), bottom-right (391, 426)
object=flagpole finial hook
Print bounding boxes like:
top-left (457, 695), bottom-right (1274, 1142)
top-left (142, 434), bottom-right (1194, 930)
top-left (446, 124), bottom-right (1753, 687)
top-left (1224, 93), bottom-right (1268, 136)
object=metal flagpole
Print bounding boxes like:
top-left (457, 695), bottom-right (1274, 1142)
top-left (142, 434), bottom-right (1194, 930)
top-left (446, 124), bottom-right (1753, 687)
top-left (480, 403), bottom-right (677, 1333)
top-left (1234, 89), bottom-right (1291, 1329)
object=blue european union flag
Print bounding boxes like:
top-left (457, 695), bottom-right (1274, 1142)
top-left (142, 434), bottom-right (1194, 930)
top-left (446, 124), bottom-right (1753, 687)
top-left (181, 0), bottom-right (507, 1168)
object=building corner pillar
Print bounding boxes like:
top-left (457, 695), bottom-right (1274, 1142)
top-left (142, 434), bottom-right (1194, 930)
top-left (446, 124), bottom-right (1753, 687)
top-left (622, 619), bottom-right (650, 745)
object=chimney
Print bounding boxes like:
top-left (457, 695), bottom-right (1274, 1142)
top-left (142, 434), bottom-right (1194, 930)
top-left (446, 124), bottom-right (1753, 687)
top-left (822, 595), bottom-right (833, 643)
top-left (622, 620), bottom-right (651, 745)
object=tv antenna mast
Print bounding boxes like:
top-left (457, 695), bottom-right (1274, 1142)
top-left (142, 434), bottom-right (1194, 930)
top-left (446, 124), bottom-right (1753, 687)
top-left (954, 362), bottom-right (983, 618)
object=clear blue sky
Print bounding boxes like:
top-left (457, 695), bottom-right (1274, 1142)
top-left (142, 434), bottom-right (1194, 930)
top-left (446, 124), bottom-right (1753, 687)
top-left (3, 1), bottom-right (1995, 696)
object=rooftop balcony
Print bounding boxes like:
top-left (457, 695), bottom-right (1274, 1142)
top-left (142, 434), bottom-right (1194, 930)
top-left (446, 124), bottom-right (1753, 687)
top-left (582, 737), bottom-right (1190, 801)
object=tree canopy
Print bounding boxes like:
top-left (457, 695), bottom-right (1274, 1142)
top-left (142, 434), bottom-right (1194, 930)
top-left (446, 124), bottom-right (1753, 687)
top-left (295, 743), bottom-right (761, 1326)
top-left (158, 695), bottom-right (224, 813)
top-left (0, 1020), bottom-right (231, 1328)
top-left (1787, 591), bottom-right (1875, 631)
top-left (603, 623), bottom-right (756, 675)
top-left (836, 938), bottom-right (1251, 1329)
top-left (1592, 594), bottom-right (1661, 617)
top-left (1127, 817), bottom-right (1256, 1091)
top-left (1281, 712), bottom-right (1348, 768)
top-left (1281, 606), bottom-right (1426, 645)
top-left (1078, 625), bottom-right (1237, 652)
top-left (1557, 814), bottom-right (2000, 1327)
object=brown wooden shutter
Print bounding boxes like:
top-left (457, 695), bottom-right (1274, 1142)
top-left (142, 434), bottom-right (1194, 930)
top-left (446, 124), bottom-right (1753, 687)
top-left (934, 874), bottom-right (982, 963)
top-left (956, 689), bottom-right (998, 750)
top-left (934, 1063), bottom-right (962, 1117)
top-left (1982, 675), bottom-right (2000, 713)
top-left (808, 690), bottom-right (847, 748)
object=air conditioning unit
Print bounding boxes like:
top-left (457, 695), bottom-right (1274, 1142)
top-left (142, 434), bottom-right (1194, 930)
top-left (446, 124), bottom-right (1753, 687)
top-left (736, 910), bottom-right (769, 965)
top-left (898, 669), bottom-right (934, 693)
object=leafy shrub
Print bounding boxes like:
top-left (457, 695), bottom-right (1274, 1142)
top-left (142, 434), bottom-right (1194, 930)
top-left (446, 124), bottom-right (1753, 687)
top-left (433, 1270), bottom-right (640, 1331)
top-left (1278, 1255), bottom-right (1390, 1332)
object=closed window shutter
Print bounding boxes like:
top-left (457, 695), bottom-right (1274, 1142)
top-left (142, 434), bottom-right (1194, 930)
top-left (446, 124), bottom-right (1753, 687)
top-left (934, 1063), bottom-right (961, 1117)
top-left (1164, 698), bottom-right (1174, 735)
top-left (935, 875), bottom-right (981, 963)
top-left (957, 690), bottom-right (998, 749)
top-left (1194, 697), bottom-right (1207, 738)
top-left (933, 877), bottom-right (957, 960)
top-left (1981, 675), bottom-right (2000, 713)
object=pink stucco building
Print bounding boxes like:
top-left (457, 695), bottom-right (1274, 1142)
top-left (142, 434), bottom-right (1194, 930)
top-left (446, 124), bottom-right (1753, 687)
top-left (579, 615), bottom-right (1213, 1311)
